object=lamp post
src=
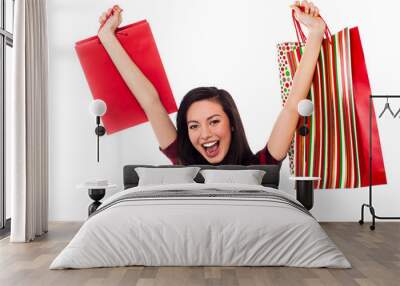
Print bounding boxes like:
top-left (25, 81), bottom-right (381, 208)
top-left (90, 99), bottom-right (107, 162)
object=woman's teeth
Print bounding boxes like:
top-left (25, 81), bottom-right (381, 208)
top-left (202, 141), bottom-right (218, 148)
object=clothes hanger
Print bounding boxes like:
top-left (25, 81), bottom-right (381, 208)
top-left (393, 107), bottom-right (400, 118)
top-left (392, 101), bottom-right (400, 118)
top-left (378, 97), bottom-right (395, 118)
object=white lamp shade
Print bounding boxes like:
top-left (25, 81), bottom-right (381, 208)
top-left (297, 99), bottom-right (314, 117)
top-left (90, 99), bottom-right (107, 117)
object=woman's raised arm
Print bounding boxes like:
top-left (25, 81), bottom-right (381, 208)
top-left (98, 6), bottom-right (177, 149)
top-left (267, 1), bottom-right (325, 161)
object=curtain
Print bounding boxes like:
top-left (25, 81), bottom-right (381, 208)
top-left (8, 0), bottom-right (48, 242)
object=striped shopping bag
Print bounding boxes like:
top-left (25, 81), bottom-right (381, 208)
top-left (277, 15), bottom-right (386, 189)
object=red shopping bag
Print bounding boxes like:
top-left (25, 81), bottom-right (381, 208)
top-left (75, 20), bottom-right (178, 134)
top-left (277, 12), bottom-right (386, 188)
top-left (350, 27), bottom-right (386, 187)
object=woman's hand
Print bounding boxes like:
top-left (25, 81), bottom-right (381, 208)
top-left (98, 5), bottom-right (123, 41)
top-left (290, 1), bottom-right (325, 35)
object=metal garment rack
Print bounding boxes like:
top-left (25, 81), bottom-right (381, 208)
top-left (359, 94), bottom-right (400, 230)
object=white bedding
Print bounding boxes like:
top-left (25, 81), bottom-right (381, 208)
top-left (50, 183), bottom-right (351, 269)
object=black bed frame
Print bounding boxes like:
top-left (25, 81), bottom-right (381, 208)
top-left (123, 164), bottom-right (281, 190)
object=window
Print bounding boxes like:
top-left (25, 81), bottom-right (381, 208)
top-left (0, 0), bottom-right (14, 236)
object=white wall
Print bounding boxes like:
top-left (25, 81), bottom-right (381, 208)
top-left (48, 0), bottom-right (400, 221)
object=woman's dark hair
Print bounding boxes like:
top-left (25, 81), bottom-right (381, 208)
top-left (176, 87), bottom-right (254, 165)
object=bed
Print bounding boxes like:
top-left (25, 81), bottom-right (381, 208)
top-left (50, 164), bottom-right (351, 269)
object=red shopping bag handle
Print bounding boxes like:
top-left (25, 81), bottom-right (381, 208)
top-left (98, 5), bottom-right (124, 33)
top-left (292, 6), bottom-right (332, 44)
top-left (97, 5), bottom-right (128, 43)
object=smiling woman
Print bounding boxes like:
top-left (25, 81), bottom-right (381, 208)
top-left (173, 87), bottom-right (260, 165)
top-left (187, 101), bottom-right (232, 163)
top-left (165, 86), bottom-right (283, 165)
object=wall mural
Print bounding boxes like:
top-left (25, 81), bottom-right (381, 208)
top-left (74, 3), bottom-right (386, 189)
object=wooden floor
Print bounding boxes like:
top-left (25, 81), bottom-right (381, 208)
top-left (0, 222), bottom-right (399, 286)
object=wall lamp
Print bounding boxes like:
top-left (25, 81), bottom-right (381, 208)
top-left (297, 99), bottom-right (314, 136)
top-left (90, 99), bottom-right (107, 162)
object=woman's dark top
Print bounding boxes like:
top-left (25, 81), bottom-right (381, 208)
top-left (159, 138), bottom-right (284, 165)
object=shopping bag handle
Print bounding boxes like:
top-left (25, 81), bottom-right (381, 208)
top-left (292, 6), bottom-right (332, 44)
top-left (98, 5), bottom-right (127, 36)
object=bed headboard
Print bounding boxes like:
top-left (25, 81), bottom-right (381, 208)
top-left (123, 164), bottom-right (281, 190)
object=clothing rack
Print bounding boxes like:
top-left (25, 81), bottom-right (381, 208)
top-left (359, 94), bottom-right (400, 230)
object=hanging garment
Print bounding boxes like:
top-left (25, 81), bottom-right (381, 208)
top-left (75, 20), bottom-right (177, 134)
top-left (277, 23), bottom-right (386, 189)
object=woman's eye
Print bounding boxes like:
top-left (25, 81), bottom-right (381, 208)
top-left (210, 120), bottom-right (220, 125)
top-left (189, 125), bottom-right (198, 130)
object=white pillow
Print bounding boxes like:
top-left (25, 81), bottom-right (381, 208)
top-left (135, 167), bottom-right (201, 186)
top-left (200, 169), bottom-right (266, 185)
